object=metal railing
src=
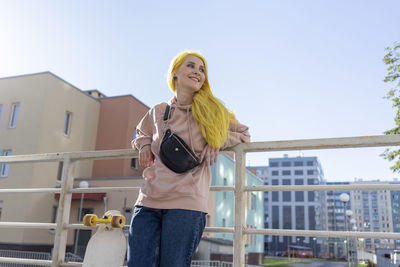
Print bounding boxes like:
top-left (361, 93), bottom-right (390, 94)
top-left (1, 135), bottom-right (400, 266)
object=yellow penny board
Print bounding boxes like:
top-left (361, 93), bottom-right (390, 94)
top-left (82, 210), bottom-right (127, 267)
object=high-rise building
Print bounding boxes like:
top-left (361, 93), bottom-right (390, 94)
top-left (266, 155), bottom-right (326, 256)
top-left (390, 180), bottom-right (400, 249)
top-left (350, 180), bottom-right (394, 253)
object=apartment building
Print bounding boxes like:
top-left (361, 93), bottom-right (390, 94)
top-left (390, 181), bottom-right (400, 249)
top-left (350, 180), bottom-right (394, 253)
top-left (266, 155), bottom-right (326, 256)
top-left (0, 72), bottom-right (100, 251)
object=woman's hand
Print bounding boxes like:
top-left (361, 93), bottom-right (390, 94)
top-left (200, 144), bottom-right (220, 166)
top-left (139, 145), bottom-right (154, 169)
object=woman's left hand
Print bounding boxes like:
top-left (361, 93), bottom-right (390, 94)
top-left (200, 144), bottom-right (220, 166)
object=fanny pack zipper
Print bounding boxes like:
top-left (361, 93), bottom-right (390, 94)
top-left (171, 134), bottom-right (199, 162)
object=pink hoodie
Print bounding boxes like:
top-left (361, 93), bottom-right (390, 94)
top-left (132, 97), bottom-right (250, 213)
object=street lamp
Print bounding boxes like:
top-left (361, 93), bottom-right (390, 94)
top-left (350, 218), bottom-right (357, 267)
top-left (346, 210), bottom-right (354, 266)
top-left (74, 181), bottom-right (89, 255)
top-left (339, 193), bottom-right (350, 265)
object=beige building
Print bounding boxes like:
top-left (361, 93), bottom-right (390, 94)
top-left (350, 181), bottom-right (394, 252)
top-left (0, 72), bottom-right (150, 254)
top-left (0, 72), bottom-right (100, 251)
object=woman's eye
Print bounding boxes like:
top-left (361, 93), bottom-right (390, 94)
top-left (200, 69), bottom-right (204, 73)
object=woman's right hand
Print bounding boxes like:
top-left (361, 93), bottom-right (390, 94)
top-left (139, 145), bottom-right (154, 169)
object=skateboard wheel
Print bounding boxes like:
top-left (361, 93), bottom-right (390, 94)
top-left (83, 214), bottom-right (98, 227)
top-left (111, 215), bottom-right (126, 228)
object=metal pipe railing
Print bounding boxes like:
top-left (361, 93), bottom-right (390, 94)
top-left (1, 134), bottom-right (400, 266)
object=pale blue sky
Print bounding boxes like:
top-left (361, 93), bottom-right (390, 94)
top-left (1, 0), bottom-right (400, 181)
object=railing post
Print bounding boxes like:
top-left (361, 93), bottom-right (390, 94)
top-left (52, 158), bottom-right (76, 267)
top-left (233, 146), bottom-right (246, 267)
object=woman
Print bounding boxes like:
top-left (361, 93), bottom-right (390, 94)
top-left (128, 51), bottom-right (250, 267)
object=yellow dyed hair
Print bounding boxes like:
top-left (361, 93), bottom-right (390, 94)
top-left (167, 51), bottom-right (237, 148)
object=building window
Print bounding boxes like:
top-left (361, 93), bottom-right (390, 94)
top-left (282, 170), bottom-right (291, 176)
top-left (0, 200), bottom-right (3, 220)
top-left (295, 179), bottom-right (304, 185)
top-left (294, 170), bottom-right (304, 175)
top-left (51, 206), bottom-right (58, 223)
top-left (222, 218), bottom-right (226, 227)
top-left (295, 192), bottom-right (304, 202)
top-left (294, 161), bottom-right (304, 167)
top-left (272, 179), bottom-right (279, 185)
top-left (9, 103), bottom-right (20, 128)
top-left (272, 206), bottom-right (279, 229)
top-left (270, 162), bottom-right (278, 167)
top-left (307, 170), bottom-right (314, 175)
top-left (57, 162), bottom-right (63, 181)
top-left (308, 191), bottom-right (315, 201)
top-left (271, 170), bottom-right (279, 176)
top-left (272, 192), bottom-right (279, 202)
top-left (251, 193), bottom-right (257, 210)
top-left (283, 206), bottom-right (292, 229)
top-left (308, 206), bottom-right (316, 230)
top-left (77, 208), bottom-right (94, 222)
top-left (307, 161), bottom-right (314, 166)
top-left (64, 111), bottom-right (72, 136)
top-left (131, 158), bottom-right (138, 169)
top-left (0, 150), bottom-right (12, 177)
top-left (296, 206), bottom-right (305, 229)
top-left (307, 179), bottom-right (315, 185)
top-left (282, 161), bottom-right (291, 167)
top-left (283, 192), bottom-right (291, 202)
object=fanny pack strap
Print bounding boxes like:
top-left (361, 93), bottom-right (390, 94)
top-left (162, 104), bottom-right (171, 135)
top-left (163, 104), bottom-right (170, 121)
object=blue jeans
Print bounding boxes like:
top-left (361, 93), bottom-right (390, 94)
top-left (127, 206), bottom-right (206, 267)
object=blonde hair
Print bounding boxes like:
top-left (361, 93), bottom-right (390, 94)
top-left (167, 51), bottom-right (237, 148)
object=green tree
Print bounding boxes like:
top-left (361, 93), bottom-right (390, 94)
top-left (381, 42), bottom-right (400, 172)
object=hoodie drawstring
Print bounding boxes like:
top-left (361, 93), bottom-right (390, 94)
top-left (187, 108), bottom-right (195, 152)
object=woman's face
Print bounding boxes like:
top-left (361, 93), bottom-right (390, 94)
top-left (174, 55), bottom-right (206, 92)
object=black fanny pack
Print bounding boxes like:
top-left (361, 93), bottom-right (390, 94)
top-left (159, 105), bottom-right (201, 173)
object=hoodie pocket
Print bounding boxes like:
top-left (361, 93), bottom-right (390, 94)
top-left (145, 168), bottom-right (196, 200)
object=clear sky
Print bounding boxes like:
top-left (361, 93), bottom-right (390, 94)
top-left (1, 0), bottom-right (400, 182)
